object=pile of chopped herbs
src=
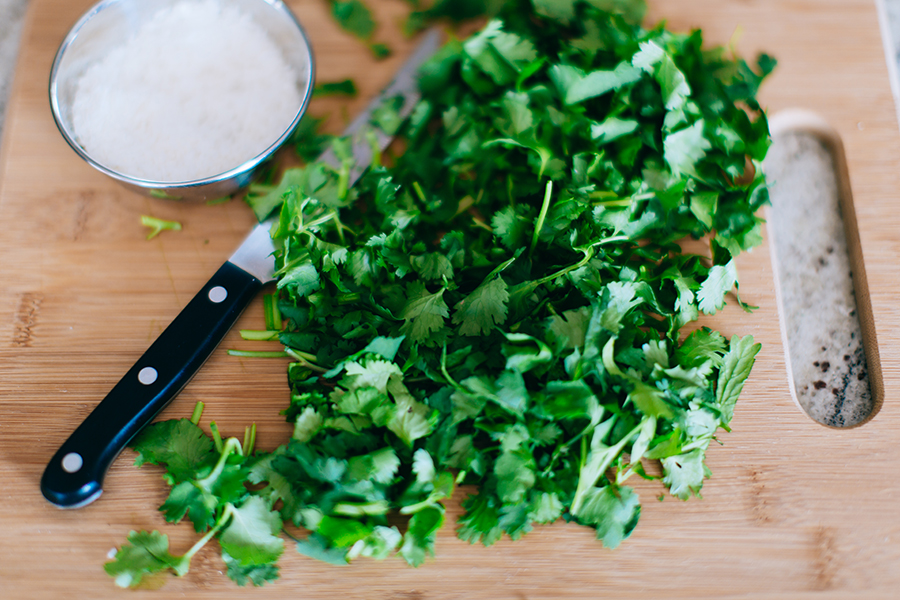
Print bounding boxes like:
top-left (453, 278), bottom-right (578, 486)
top-left (105, 0), bottom-right (773, 588)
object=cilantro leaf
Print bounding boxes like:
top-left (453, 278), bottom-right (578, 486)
top-left (574, 485), bottom-right (641, 549)
top-left (698, 260), bottom-right (738, 314)
top-left (533, 0), bottom-right (577, 22)
top-left (715, 335), bottom-right (761, 424)
top-left (387, 379), bottom-right (438, 446)
top-left (662, 448), bottom-right (709, 500)
top-left (492, 205), bottom-right (532, 250)
top-left (464, 20), bottom-right (537, 86)
top-left (676, 327), bottom-right (726, 368)
top-left (551, 62), bottom-right (643, 105)
top-left (591, 117), bottom-right (639, 145)
top-left (105, 530), bottom-right (188, 588)
top-left (412, 448), bottom-right (436, 484)
top-left (347, 526), bottom-right (403, 561)
top-left (412, 252), bottom-right (455, 281)
top-left (399, 282), bottom-right (449, 344)
top-left (161, 460), bottom-right (246, 532)
top-left (342, 358), bottom-right (403, 392)
top-left (313, 79), bottom-right (358, 98)
top-left (277, 260), bottom-right (320, 299)
top-left (529, 491), bottom-right (564, 524)
top-left (690, 191), bottom-right (718, 229)
top-left (222, 550), bottom-right (280, 587)
top-left (295, 534), bottom-right (352, 566)
top-left (291, 406), bottom-right (324, 442)
top-left (495, 449), bottom-right (536, 504)
top-left (330, 0), bottom-right (375, 40)
top-left (218, 496), bottom-right (285, 568)
top-left (458, 492), bottom-right (503, 546)
top-left (664, 119), bottom-right (711, 177)
top-left (247, 450), bottom-right (303, 522)
top-left (399, 505), bottom-right (444, 566)
top-left (131, 418), bottom-right (214, 485)
top-left (452, 277), bottom-right (509, 336)
top-left (161, 480), bottom-right (219, 531)
top-left (348, 447), bottom-right (401, 484)
top-left (629, 381), bottom-right (676, 419)
top-left (546, 306), bottom-right (590, 350)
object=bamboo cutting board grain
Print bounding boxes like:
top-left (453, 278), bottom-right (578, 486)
top-left (2, 0), bottom-right (900, 598)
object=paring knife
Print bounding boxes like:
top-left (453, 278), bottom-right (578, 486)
top-left (41, 29), bottom-right (443, 509)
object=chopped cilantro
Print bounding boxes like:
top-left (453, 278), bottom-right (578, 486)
top-left (141, 215), bottom-right (181, 240)
top-left (328, 0), bottom-right (393, 59)
top-left (108, 0), bottom-right (773, 587)
top-left (313, 79), bottom-right (359, 98)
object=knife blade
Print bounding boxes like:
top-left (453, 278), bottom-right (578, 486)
top-left (40, 29), bottom-right (443, 509)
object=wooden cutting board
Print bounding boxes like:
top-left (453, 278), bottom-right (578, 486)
top-left (3, 0), bottom-right (900, 597)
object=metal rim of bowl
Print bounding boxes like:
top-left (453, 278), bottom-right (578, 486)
top-left (48, 0), bottom-right (316, 193)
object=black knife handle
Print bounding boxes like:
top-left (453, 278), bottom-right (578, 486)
top-left (41, 261), bottom-right (264, 508)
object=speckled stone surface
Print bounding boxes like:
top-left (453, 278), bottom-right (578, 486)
top-left (764, 133), bottom-right (873, 427)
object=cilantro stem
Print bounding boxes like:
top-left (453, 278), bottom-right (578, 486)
top-left (296, 208), bottom-right (352, 245)
top-left (242, 423), bottom-right (257, 456)
top-left (541, 418), bottom-right (601, 477)
top-left (334, 499), bottom-right (390, 516)
top-left (440, 344), bottom-right (462, 390)
top-left (589, 191), bottom-right (654, 207)
top-left (263, 293), bottom-right (282, 330)
top-left (412, 181), bottom-right (428, 204)
top-left (274, 253), bottom-right (310, 278)
top-left (365, 129), bottom-right (382, 169)
top-left (190, 402), bottom-right (204, 426)
top-left (210, 422), bottom-right (224, 454)
top-left (285, 347), bottom-right (317, 362)
top-left (592, 198), bottom-right (632, 207)
top-left (304, 211), bottom-right (338, 230)
top-left (182, 503), bottom-right (236, 563)
top-left (331, 210), bottom-right (353, 245)
top-left (454, 195), bottom-right (475, 217)
top-left (571, 421), bottom-right (644, 516)
top-left (228, 349), bottom-right (289, 358)
top-left (239, 330), bottom-right (281, 341)
top-left (286, 348), bottom-right (327, 373)
top-left (199, 437), bottom-right (243, 489)
top-left (141, 215), bottom-right (182, 240)
top-left (485, 255), bottom-right (518, 281)
top-left (592, 235), bottom-right (630, 246)
top-left (470, 217), bottom-right (493, 232)
top-left (504, 249), bottom-right (597, 327)
top-left (529, 180), bottom-right (553, 258)
top-left (336, 293), bottom-right (362, 305)
top-left (337, 161), bottom-right (352, 202)
top-left (532, 247), bottom-right (594, 287)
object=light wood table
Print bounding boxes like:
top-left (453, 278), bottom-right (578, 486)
top-left (3, 1), bottom-right (900, 598)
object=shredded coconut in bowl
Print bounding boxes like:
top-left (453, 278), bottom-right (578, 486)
top-left (71, 0), bottom-right (304, 183)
